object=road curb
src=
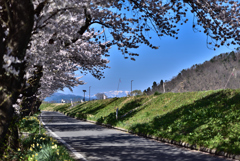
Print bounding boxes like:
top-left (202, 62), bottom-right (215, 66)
top-left (56, 110), bottom-right (240, 161)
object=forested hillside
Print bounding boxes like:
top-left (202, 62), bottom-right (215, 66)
top-left (144, 50), bottom-right (240, 95)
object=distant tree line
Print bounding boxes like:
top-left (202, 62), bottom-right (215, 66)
top-left (144, 50), bottom-right (240, 95)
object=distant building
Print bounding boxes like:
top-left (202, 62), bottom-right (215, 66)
top-left (95, 93), bottom-right (108, 100)
top-left (103, 94), bottom-right (107, 99)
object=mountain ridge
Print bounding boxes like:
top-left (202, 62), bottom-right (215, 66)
top-left (144, 50), bottom-right (240, 94)
top-left (44, 93), bottom-right (89, 103)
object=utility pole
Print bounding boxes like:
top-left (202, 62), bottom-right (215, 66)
top-left (163, 82), bottom-right (165, 93)
top-left (89, 86), bottom-right (91, 101)
top-left (131, 80), bottom-right (133, 96)
top-left (83, 90), bottom-right (86, 101)
top-left (116, 78), bottom-right (121, 97)
top-left (224, 68), bottom-right (235, 89)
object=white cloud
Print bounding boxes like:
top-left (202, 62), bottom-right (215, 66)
top-left (103, 90), bottom-right (129, 97)
top-left (125, 91), bottom-right (130, 95)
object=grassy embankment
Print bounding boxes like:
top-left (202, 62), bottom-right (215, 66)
top-left (40, 89), bottom-right (240, 155)
top-left (3, 112), bottom-right (76, 161)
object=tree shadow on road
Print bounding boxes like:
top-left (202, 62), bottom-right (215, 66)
top-left (60, 133), bottom-right (226, 161)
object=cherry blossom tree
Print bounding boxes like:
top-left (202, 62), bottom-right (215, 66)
top-left (30, 0), bottom-right (240, 100)
top-left (0, 0), bottom-right (34, 154)
top-left (1, 0), bottom-right (240, 156)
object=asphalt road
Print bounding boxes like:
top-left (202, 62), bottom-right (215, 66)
top-left (41, 111), bottom-right (232, 161)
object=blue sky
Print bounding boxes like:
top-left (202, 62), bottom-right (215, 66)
top-left (57, 10), bottom-right (238, 98)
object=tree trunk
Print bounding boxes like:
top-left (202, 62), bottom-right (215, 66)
top-left (0, 0), bottom-right (34, 156)
top-left (21, 65), bottom-right (43, 117)
top-left (0, 92), bottom-right (15, 154)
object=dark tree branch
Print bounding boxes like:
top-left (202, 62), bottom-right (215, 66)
top-left (77, 7), bottom-right (92, 35)
top-left (34, 0), bottom-right (48, 17)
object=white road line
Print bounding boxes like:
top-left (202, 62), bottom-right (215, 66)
top-left (41, 116), bottom-right (88, 161)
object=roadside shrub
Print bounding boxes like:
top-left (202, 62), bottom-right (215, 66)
top-left (154, 91), bottom-right (161, 95)
top-left (2, 113), bottom-right (76, 161)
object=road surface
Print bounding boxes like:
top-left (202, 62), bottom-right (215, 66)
top-left (41, 111), bottom-right (233, 161)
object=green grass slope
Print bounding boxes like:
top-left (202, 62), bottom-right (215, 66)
top-left (40, 89), bottom-right (240, 155)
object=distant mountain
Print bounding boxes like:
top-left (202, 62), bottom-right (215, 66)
top-left (144, 50), bottom-right (240, 94)
top-left (44, 93), bottom-right (94, 103)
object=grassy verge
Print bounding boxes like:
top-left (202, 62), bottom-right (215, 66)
top-left (39, 102), bottom-right (67, 111)
top-left (3, 113), bottom-right (76, 161)
top-left (42, 89), bottom-right (240, 155)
